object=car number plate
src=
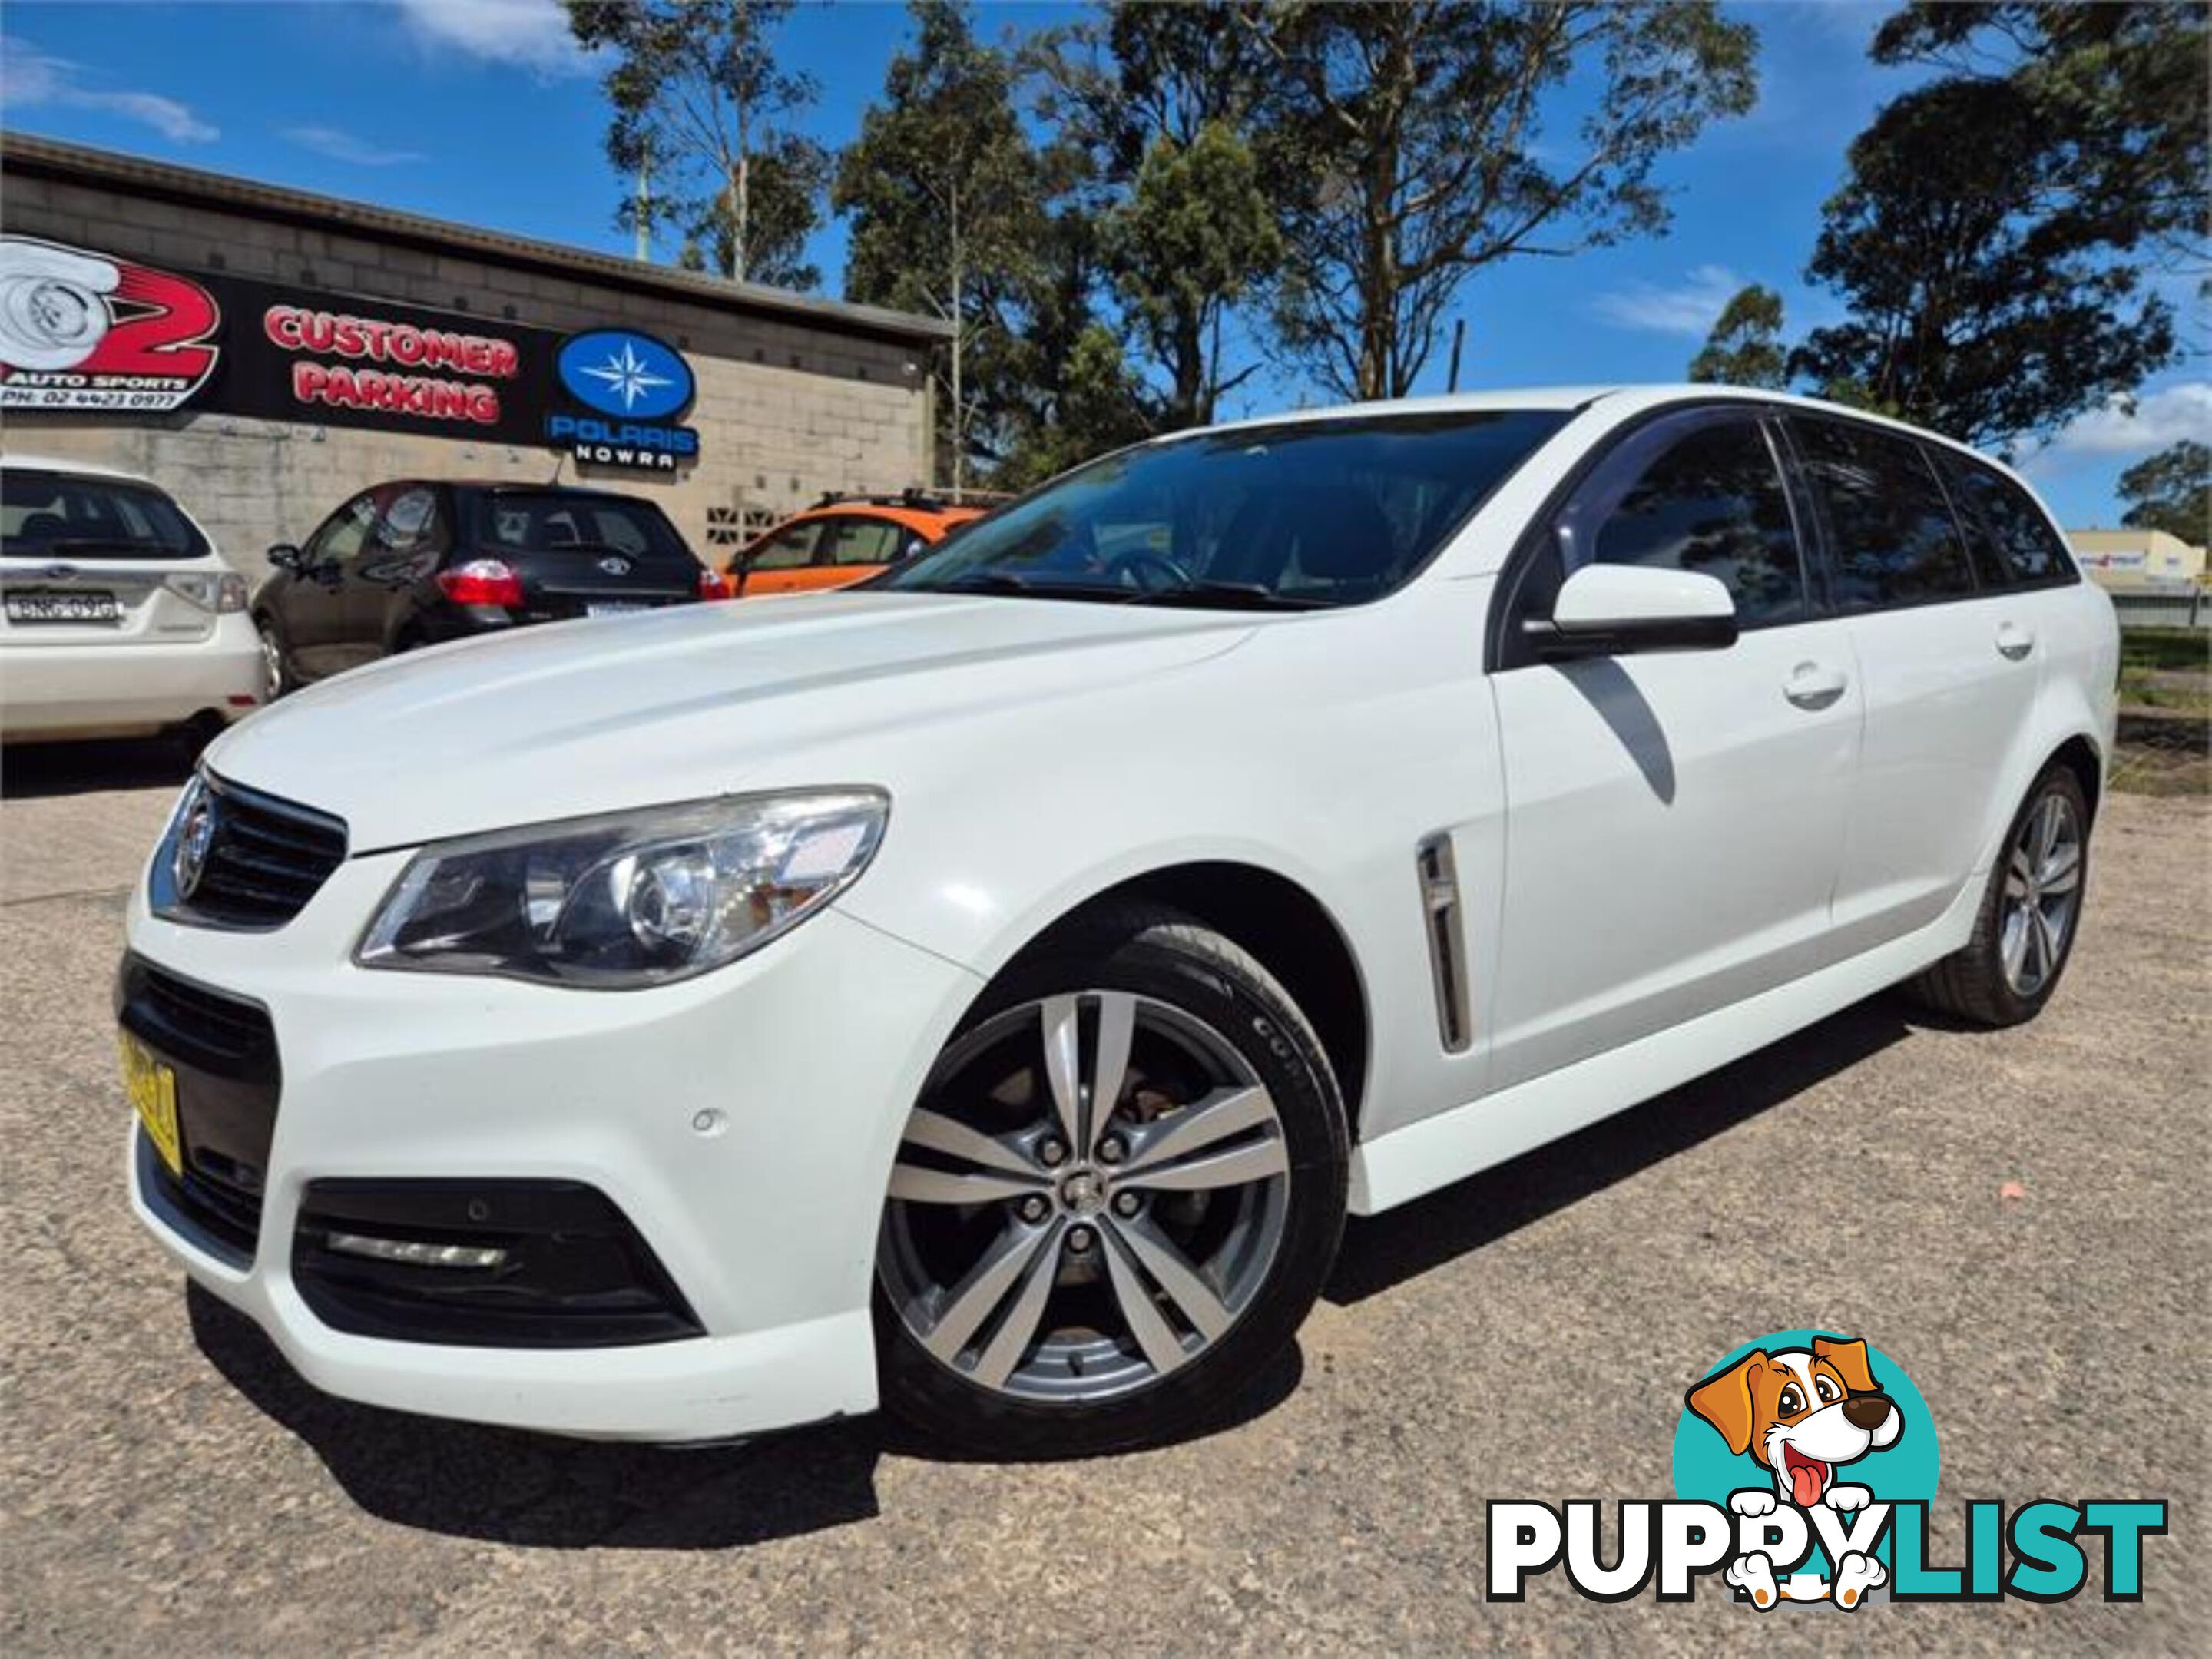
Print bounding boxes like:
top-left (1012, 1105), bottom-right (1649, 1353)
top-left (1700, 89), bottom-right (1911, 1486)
top-left (587, 601), bottom-right (647, 617)
top-left (118, 1030), bottom-right (184, 1177)
top-left (6, 589), bottom-right (121, 624)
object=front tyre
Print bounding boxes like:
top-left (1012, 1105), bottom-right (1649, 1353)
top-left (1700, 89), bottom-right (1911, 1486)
top-left (876, 905), bottom-right (1349, 1457)
top-left (1906, 763), bottom-right (2090, 1027)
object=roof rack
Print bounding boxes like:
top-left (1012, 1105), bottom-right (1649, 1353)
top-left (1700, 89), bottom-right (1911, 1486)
top-left (812, 487), bottom-right (958, 512)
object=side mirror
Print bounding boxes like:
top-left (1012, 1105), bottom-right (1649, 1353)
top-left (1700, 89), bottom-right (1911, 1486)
top-left (1525, 564), bottom-right (1738, 659)
top-left (267, 543), bottom-right (303, 573)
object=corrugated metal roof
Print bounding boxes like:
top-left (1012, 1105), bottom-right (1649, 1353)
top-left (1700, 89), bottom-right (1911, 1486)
top-left (0, 130), bottom-right (952, 346)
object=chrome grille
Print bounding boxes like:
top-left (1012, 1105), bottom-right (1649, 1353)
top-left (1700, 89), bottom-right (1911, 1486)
top-left (158, 773), bottom-right (348, 929)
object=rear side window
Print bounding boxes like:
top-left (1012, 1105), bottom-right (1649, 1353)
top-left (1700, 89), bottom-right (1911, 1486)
top-left (1, 469), bottom-right (207, 559)
top-left (820, 518), bottom-right (905, 567)
top-left (1587, 419), bottom-right (1806, 627)
top-left (475, 492), bottom-right (687, 562)
top-left (372, 486), bottom-right (447, 560)
top-left (1942, 458), bottom-right (2078, 590)
top-left (746, 523), bottom-right (822, 570)
top-left (1791, 418), bottom-right (1975, 609)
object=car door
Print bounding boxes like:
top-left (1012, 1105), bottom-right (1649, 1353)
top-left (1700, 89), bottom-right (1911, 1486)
top-left (1485, 406), bottom-right (1864, 1088)
top-left (1786, 416), bottom-right (2046, 945)
top-left (733, 520), bottom-right (827, 597)
top-left (346, 483), bottom-right (447, 664)
top-left (283, 489), bottom-right (378, 680)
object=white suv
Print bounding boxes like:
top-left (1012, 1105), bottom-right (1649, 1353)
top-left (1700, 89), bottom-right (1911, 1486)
top-left (118, 388), bottom-right (2116, 1455)
top-left (2, 456), bottom-right (261, 743)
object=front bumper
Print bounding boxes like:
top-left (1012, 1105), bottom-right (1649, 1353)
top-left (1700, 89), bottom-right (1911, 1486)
top-left (123, 849), bottom-right (982, 1442)
top-left (1, 611), bottom-right (261, 740)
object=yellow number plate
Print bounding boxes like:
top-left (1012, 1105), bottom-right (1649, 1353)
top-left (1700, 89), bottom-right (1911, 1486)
top-left (119, 1031), bottom-right (183, 1178)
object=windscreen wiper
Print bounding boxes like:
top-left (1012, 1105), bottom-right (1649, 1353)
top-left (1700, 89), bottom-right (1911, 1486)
top-left (1123, 580), bottom-right (1330, 611)
top-left (929, 571), bottom-right (1133, 602)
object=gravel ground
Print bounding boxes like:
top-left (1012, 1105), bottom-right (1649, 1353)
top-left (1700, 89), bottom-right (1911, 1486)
top-left (2, 740), bottom-right (2204, 1655)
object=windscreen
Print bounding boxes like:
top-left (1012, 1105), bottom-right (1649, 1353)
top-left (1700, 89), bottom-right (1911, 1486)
top-left (474, 492), bottom-right (688, 562)
top-left (2, 469), bottom-right (208, 559)
top-left (879, 410), bottom-right (1571, 608)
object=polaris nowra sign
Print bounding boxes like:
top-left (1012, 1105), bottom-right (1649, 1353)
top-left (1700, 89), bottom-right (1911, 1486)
top-left (548, 328), bottom-right (700, 473)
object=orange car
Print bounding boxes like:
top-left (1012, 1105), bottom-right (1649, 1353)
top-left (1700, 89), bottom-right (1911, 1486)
top-left (726, 492), bottom-right (985, 597)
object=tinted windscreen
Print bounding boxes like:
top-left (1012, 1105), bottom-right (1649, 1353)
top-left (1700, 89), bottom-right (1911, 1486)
top-left (880, 410), bottom-right (1571, 608)
top-left (475, 493), bottom-right (687, 562)
top-left (1790, 419), bottom-right (1975, 608)
top-left (1, 469), bottom-right (207, 558)
top-left (1942, 458), bottom-right (2078, 590)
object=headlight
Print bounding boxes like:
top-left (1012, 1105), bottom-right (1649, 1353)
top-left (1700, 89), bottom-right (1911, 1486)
top-left (356, 790), bottom-right (889, 988)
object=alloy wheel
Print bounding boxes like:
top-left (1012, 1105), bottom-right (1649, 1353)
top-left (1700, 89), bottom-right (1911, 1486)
top-left (879, 991), bottom-right (1291, 1405)
top-left (1999, 789), bottom-right (2082, 998)
top-left (257, 622), bottom-right (285, 702)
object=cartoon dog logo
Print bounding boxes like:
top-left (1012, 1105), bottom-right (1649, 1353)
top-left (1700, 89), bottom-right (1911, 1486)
top-left (1686, 1336), bottom-right (1902, 1608)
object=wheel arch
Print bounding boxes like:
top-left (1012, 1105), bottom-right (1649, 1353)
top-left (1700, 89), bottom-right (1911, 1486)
top-left (994, 860), bottom-right (1373, 1141)
top-left (2045, 731), bottom-right (2103, 828)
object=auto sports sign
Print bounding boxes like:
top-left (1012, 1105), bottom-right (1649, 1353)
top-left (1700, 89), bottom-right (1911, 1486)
top-left (0, 236), bottom-right (221, 411)
top-left (0, 233), bottom-right (567, 443)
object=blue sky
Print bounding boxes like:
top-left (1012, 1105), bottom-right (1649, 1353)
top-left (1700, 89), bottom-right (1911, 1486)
top-left (2, 0), bottom-right (2202, 527)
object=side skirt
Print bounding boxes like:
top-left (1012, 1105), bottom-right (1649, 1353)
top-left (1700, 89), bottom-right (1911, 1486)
top-left (1347, 872), bottom-right (1984, 1215)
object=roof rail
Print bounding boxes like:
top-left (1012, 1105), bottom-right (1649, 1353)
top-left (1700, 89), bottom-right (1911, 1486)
top-left (811, 487), bottom-right (959, 512)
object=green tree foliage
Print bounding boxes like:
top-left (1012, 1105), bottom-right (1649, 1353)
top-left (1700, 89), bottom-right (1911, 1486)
top-left (1792, 78), bottom-right (2177, 448)
top-left (567, 0), bottom-right (827, 287)
top-left (1034, 5), bottom-right (1283, 430)
top-left (2118, 440), bottom-right (2210, 543)
top-left (1870, 3), bottom-right (2208, 267)
top-left (1689, 284), bottom-right (1788, 387)
top-left (1250, 1), bottom-right (1757, 402)
top-left (834, 1), bottom-right (1042, 488)
top-left (839, 2), bottom-right (1152, 491)
top-left (1792, 2), bottom-right (2204, 447)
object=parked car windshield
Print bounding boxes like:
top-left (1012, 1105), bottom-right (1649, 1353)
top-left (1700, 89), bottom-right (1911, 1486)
top-left (879, 409), bottom-right (1571, 609)
top-left (1, 469), bottom-right (208, 559)
top-left (473, 492), bottom-right (688, 562)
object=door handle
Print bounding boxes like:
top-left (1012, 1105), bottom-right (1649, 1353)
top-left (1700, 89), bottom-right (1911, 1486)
top-left (1783, 661), bottom-right (1849, 710)
top-left (1995, 621), bottom-right (2035, 661)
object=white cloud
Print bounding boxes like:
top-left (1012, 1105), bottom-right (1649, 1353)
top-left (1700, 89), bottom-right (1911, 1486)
top-left (2046, 383), bottom-right (2212, 459)
top-left (1591, 265), bottom-right (1747, 339)
top-left (0, 35), bottom-right (217, 143)
top-left (392, 0), bottom-right (591, 77)
top-left (283, 124), bottom-right (425, 167)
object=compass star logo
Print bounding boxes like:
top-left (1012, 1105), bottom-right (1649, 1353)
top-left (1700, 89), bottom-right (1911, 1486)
top-left (554, 328), bottom-right (696, 423)
top-left (580, 341), bottom-right (674, 412)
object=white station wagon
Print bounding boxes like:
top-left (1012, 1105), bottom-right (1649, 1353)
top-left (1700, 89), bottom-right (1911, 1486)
top-left (121, 387), bottom-right (2116, 1455)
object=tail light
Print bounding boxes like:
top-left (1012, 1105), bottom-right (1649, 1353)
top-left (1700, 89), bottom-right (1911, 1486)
top-left (697, 567), bottom-right (734, 601)
top-left (165, 571), bottom-right (250, 614)
top-left (436, 559), bottom-right (525, 607)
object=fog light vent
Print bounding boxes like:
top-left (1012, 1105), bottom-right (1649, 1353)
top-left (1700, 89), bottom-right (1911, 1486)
top-left (326, 1231), bottom-right (508, 1270)
top-left (293, 1177), bottom-right (701, 1348)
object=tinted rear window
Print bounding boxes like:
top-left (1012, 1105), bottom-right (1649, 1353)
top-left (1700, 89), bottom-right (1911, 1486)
top-left (473, 493), bottom-right (688, 562)
top-left (1790, 418), bottom-right (1975, 609)
top-left (2, 469), bottom-right (207, 559)
top-left (1942, 457), bottom-right (2078, 590)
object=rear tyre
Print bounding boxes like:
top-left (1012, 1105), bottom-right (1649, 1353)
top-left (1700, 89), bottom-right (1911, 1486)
top-left (1905, 763), bottom-right (2090, 1027)
top-left (875, 904), bottom-right (1349, 1458)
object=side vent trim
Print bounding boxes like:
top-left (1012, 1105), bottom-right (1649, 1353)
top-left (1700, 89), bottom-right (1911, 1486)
top-left (1416, 832), bottom-right (1472, 1053)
